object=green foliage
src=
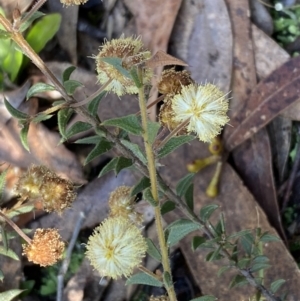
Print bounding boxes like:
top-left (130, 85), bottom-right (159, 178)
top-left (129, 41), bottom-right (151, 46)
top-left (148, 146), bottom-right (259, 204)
top-left (166, 219), bottom-right (201, 246)
top-left (63, 80), bottom-right (84, 96)
top-left (4, 98), bottom-right (29, 120)
top-left (102, 114), bottom-right (143, 135)
top-left (130, 176), bottom-right (151, 196)
top-left (143, 187), bottom-right (158, 207)
top-left (84, 138), bottom-right (113, 165)
top-left (57, 108), bottom-right (74, 140)
top-left (98, 157), bottom-right (133, 177)
top-left (0, 170), bottom-right (7, 204)
top-left (26, 83), bottom-right (56, 99)
top-left (0, 11), bottom-right (60, 84)
top-left (126, 272), bottom-right (163, 287)
top-left (157, 135), bottom-right (195, 158)
top-left (100, 57), bottom-right (131, 79)
top-left (199, 204), bottom-right (219, 222)
top-left (145, 238), bottom-right (162, 262)
top-left (120, 139), bottom-right (147, 164)
top-left (19, 123), bottom-right (30, 151)
top-left (0, 289), bottom-right (24, 301)
top-left (190, 296), bottom-right (217, 301)
top-left (161, 200), bottom-right (176, 215)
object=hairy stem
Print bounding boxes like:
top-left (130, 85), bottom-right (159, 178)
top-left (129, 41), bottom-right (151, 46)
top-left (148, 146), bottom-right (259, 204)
top-left (137, 73), bottom-right (177, 301)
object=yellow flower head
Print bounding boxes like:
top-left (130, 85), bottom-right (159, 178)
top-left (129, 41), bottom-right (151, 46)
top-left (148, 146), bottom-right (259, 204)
top-left (85, 217), bottom-right (147, 279)
top-left (171, 83), bottom-right (229, 142)
top-left (22, 228), bottom-right (65, 267)
top-left (109, 186), bottom-right (143, 225)
top-left (95, 35), bottom-right (152, 96)
top-left (60, 0), bottom-right (88, 6)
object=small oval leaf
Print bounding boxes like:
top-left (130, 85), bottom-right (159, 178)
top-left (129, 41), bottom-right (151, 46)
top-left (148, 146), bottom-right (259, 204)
top-left (102, 114), bottom-right (143, 136)
top-left (26, 83), bottom-right (56, 100)
top-left (146, 238), bottom-right (162, 262)
top-left (62, 66), bottom-right (76, 83)
top-left (126, 272), bottom-right (163, 287)
top-left (64, 80), bottom-right (84, 96)
top-left (199, 204), bottom-right (219, 222)
top-left (84, 139), bottom-right (113, 165)
top-left (20, 123), bottom-right (30, 152)
top-left (130, 177), bottom-right (151, 196)
top-left (4, 98), bottom-right (29, 120)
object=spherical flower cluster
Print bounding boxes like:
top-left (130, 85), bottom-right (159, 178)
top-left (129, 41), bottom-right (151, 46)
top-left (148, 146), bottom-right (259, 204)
top-left (171, 83), bottom-right (229, 142)
top-left (85, 217), bottom-right (147, 279)
top-left (15, 165), bottom-right (76, 213)
top-left (60, 0), bottom-right (88, 6)
top-left (157, 68), bottom-right (193, 95)
top-left (22, 228), bottom-right (65, 267)
top-left (95, 35), bottom-right (152, 96)
top-left (108, 186), bottom-right (143, 225)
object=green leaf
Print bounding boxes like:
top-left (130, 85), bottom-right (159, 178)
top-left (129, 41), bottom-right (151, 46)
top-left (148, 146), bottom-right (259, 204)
top-left (20, 123), bottom-right (30, 152)
top-left (190, 296), bottom-right (217, 301)
top-left (166, 219), bottom-right (201, 246)
top-left (58, 108), bottom-right (73, 139)
top-left (185, 183), bottom-right (194, 211)
top-left (32, 113), bottom-right (53, 123)
top-left (63, 121), bottom-right (92, 141)
top-left (0, 170), bottom-right (7, 203)
top-left (229, 275), bottom-right (248, 289)
top-left (121, 139), bottom-right (147, 164)
top-left (126, 272), bottom-right (163, 287)
top-left (62, 66), bottom-right (76, 83)
top-left (146, 238), bottom-right (161, 262)
top-left (0, 269), bottom-right (3, 282)
top-left (26, 13), bottom-right (61, 54)
top-left (143, 187), bottom-right (158, 207)
top-left (259, 232), bottom-right (281, 243)
top-left (4, 98), bottom-right (29, 120)
top-left (252, 255), bottom-right (269, 264)
top-left (176, 173), bottom-right (195, 197)
top-left (161, 200), bottom-right (176, 215)
top-left (7, 205), bottom-right (35, 218)
top-left (1, 41), bottom-right (23, 81)
top-left (87, 91), bottom-right (106, 117)
top-left (148, 121), bottom-right (160, 145)
top-left (0, 289), bottom-right (24, 301)
top-left (75, 135), bottom-right (101, 144)
top-left (157, 135), bottom-right (195, 158)
top-left (0, 246), bottom-right (19, 260)
top-left (64, 80), bottom-right (84, 96)
top-left (84, 139), bottom-right (113, 165)
top-left (206, 247), bottom-right (223, 261)
top-left (26, 83), bottom-right (56, 99)
top-left (130, 177), bottom-right (150, 196)
top-left (250, 263), bottom-right (271, 273)
top-left (0, 225), bottom-right (8, 252)
top-left (191, 236), bottom-right (206, 251)
top-left (130, 67), bottom-right (142, 88)
top-left (199, 204), bottom-right (219, 222)
top-left (19, 11), bottom-right (45, 32)
top-left (100, 57), bottom-right (131, 79)
top-left (163, 271), bottom-right (172, 288)
top-left (98, 157), bottom-right (133, 177)
top-left (240, 233), bottom-right (255, 256)
top-left (270, 279), bottom-right (286, 293)
top-left (102, 114), bottom-right (143, 136)
top-left (227, 229), bottom-right (252, 240)
top-left (217, 266), bottom-right (231, 277)
top-left (237, 257), bottom-right (251, 269)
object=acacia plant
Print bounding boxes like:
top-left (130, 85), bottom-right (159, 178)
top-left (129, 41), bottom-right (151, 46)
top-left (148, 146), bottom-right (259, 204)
top-left (0, 1), bottom-right (286, 301)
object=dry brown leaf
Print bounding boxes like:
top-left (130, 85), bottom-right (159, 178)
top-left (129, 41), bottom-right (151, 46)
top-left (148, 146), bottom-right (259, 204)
top-left (170, 0), bottom-right (233, 93)
top-left (252, 23), bottom-right (300, 121)
top-left (145, 50), bottom-right (187, 69)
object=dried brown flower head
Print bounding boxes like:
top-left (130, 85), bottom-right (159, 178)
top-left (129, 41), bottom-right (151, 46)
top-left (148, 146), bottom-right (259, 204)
top-left (157, 68), bottom-right (193, 95)
top-left (15, 165), bottom-right (76, 213)
top-left (23, 228), bottom-right (65, 267)
top-left (109, 186), bottom-right (143, 225)
top-left (158, 95), bottom-right (187, 135)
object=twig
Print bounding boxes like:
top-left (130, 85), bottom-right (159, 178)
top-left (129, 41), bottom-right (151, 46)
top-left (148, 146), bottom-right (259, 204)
top-left (56, 211), bottom-right (86, 301)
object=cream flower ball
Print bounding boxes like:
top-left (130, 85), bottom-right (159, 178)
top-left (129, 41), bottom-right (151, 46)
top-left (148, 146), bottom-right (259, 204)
top-left (85, 217), bottom-right (147, 279)
top-left (171, 83), bottom-right (229, 142)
